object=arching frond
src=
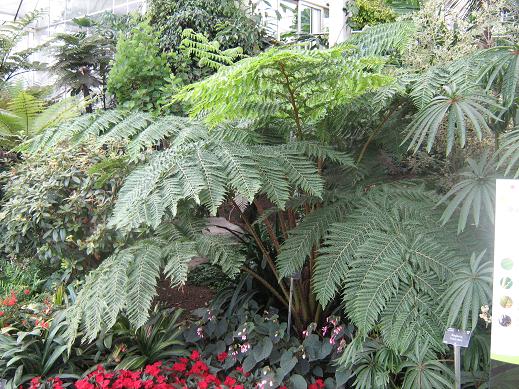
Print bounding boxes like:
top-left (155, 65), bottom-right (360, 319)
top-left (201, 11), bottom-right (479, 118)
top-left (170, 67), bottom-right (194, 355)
top-left (277, 202), bottom-right (350, 277)
top-left (175, 46), bottom-right (392, 126)
top-left (438, 154), bottom-right (496, 233)
top-left (314, 185), bottom-right (459, 353)
top-left (348, 21), bottom-right (416, 56)
top-left (404, 85), bottom-right (500, 154)
top-left (180, 28), bottom-right (243, 70)
top-left (441, 251), bottom-right (492, 331)
top-left (67, 220), bottom-right (246, 343)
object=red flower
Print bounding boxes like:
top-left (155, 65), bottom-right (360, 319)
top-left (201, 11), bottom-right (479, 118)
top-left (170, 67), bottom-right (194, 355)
top-left (190, 349), bottom-right (201, 361)
top-left (190, 360), bottom-right (209, 376)
top-left (309, 379), bottom-right (325, 389)
top-left (144, 361), bottom-right (162, 377)
top-left (29, 377), bottom-right (41, 389)
top-left (75, 381), bottom-right (95, 389)
top-left (224, 376), bottom-right (236, 386)
top-left (24, 289), bottom-right (30, 295)
top-left (172, 362), bottom-right (187, 372)
top-left (217, 351), bottom-right (228, 362)
top-left (0, 311), bottom-right (4, 317)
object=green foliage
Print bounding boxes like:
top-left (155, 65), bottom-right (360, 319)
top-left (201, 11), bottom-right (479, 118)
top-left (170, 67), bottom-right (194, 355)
top-left (347, 20), bottom-right (416, 56)
top-left (107, 21), bottom-right (173, 112)
top-left (49, 17), bottom-right (118, 111)
top-left (0, 308), bottom-right (110, 388)
top-left (438, 154), bottom-right (496, 233)
top-left (183, 290), bottom-right (350, 386)
top-left (66, 219), bottom-right (245, 342)
top-left (0, 92), bottom-right (83, 148)
top-left (109, 139), bottom-right (351, 231)
top-left (350, 0), bottom-right (397, 30)
top-left (404, 84), bottom-right (500, 155)
top-left (0, 260), bottom-right (42, 297)
top-left (399, 342), bottom-right (453, 389)
top-left (147, 0), bottom-right (268, 81)
top-left (176, 46), bottom-right (392, 132)
top-left (0, 144), bottom-right (124, 264)
top-left (110, 307), bottom-right (184, 369)
top-left (0, 11), bottom-right (44, 85)
top-left (441, 251), bottom-right (493, 331)
top-left (180, 29), bottom-right (244, 70)
top-left (316, 185), bottom-right (459, 354)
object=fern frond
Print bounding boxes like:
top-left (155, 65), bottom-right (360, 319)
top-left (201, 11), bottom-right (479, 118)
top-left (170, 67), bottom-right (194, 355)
top-left (277, 202), bottom-right (349, 277)
top-left (196, 235), bottom-right (245, 278)
top-left (180, 28), bottom-right (243, 70)
top-left (163, 242), bottom-right (198, 287)
top-left (32, 95), bottom-right (85, 134)
top-left (314, 185), bottom-right (458, 353)
top-left (348, 21), bottom-right (416, 56)
top-left (175, 46), bottom-right (392, 126)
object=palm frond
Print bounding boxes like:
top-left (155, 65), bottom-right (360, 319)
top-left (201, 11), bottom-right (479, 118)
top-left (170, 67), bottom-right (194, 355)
top-left (404, 85), bottom-right (500, 155)
top-left (438, 153), bottom-right (496, 233)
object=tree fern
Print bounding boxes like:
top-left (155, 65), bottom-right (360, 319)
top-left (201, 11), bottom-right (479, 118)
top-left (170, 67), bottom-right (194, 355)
top-left (175, 46), bottom-right (392, 128)
top-left (109, 141), bottom-right (351, 231)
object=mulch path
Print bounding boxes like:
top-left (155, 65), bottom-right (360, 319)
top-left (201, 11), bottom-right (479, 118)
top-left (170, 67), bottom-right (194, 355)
top-left (156, 279), bottom-right (214, 313)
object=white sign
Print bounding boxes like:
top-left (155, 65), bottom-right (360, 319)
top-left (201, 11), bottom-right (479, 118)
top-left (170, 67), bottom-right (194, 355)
top-left (491, 179), bottom-right (519, 364)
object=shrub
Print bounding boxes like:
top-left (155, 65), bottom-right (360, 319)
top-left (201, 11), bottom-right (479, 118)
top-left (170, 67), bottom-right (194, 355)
top-left (147, 0), bottom-right (268, 82)
top-left (107, 21), bottom-right (174, 112)
top-left (350, 0), bottom-right (396, 30)
top-left (0, 143), bottom-right (124, 267)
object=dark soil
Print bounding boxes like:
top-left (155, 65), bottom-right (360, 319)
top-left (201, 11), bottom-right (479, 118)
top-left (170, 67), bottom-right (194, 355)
top-left (156, 279), bottom-right (214, 313)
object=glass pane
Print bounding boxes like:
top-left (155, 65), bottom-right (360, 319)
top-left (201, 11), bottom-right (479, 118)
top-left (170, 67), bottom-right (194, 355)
top-left (67, 0), bottom-right (88, 19)
top-left (300, 6), bottom-right (311, 34)
top-left (311, 8), bottom-right (321, 34)
top-left (88, 0), bottom-right (113, 14)
top-left (49, 0), bottom-right (67, 24)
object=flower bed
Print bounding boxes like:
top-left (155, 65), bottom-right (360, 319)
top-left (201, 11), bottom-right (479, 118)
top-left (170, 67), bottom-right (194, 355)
top-left (26, 350), bottom-right (328, 389)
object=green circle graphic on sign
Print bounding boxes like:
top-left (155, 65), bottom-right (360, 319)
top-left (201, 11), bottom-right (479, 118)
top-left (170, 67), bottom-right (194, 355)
top-left (501, 258), bottom-right (514, 271)
top-left (500, 277), bottom-right (513, 289)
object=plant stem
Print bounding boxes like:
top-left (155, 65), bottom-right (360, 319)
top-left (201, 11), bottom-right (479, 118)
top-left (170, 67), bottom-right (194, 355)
top-left (255, 200), bottom-right (281, 254)
top-left (241, 266), bottom-right (288, 307)
top-left (278, 62), bottom-right (304, 140)
top-left (231, 199), bottom-right (290, 301)
top-left (356, 107), bottom-right (399, 164)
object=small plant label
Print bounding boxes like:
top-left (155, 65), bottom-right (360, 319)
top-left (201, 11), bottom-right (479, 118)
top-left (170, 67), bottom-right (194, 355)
top-left (442, 328), bottom-right (471, 347)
